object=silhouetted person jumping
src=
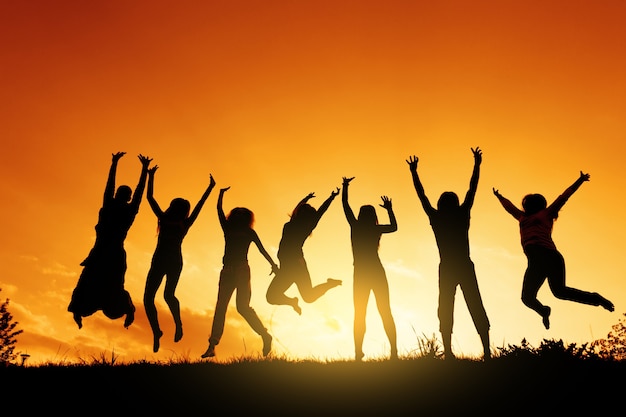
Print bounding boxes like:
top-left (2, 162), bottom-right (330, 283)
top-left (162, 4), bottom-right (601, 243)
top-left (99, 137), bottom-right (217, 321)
top-left (144, 165), bottom-right (216, 352)
top-left (493, 170), bottom-right (614, 329)
top-left (266, 189), bottom-right (342, 315)
top-left (342, 176), bottom-right (398, 361)
top-left (68, 151), bottom-right (152, 329)
top-left (407, 147), bottom-right (491, 360)
top-left (202, 186), bottom-right (279, 359)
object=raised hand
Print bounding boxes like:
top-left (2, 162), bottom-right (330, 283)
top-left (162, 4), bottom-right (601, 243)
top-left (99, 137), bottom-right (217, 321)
top-left (492, 187), bottom-right (501, 198)
top-left (406, 155), bottom-right (418, 171)
top-left (343, 176), bottom-right (354, 186)
top-left (209, 174), bottom-right (216, 188)
top-left (471, 147), bottom-right (482, 164)
top-left (220, 186), bottom-right (231, 193)
top-left (331, 187), bottom-right (340, 197)
top-left (305, 192), bottom-right (315, 200)
top-left (138, 154), bottom-right (153, 168)
top-left (148, 166), bottom-right (159, 175)
top-left (380, 195), bottom-right (393, 210)
top-left (579, 171), bottom-right (590, 182)
top-left (112, 151), bottom-right (126, 162)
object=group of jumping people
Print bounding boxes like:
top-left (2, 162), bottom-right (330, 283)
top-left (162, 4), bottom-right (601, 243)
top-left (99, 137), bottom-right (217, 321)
top-left (67, 148), bottom-right (614, 361)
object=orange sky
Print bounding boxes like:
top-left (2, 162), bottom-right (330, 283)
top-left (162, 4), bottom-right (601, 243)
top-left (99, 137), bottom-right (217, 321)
top-left (2, 0), bottom-right (625, 365)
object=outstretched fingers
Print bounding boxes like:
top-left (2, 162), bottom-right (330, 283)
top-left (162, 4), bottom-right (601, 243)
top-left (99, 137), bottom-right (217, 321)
top-left (406, 155), bottom-right (418, 170)
top-left (112, 151), bottom-right (126, 161)
top-left (380, 195), bottom-right (392, 209)
top-left (579, 171), bottom-right (590, 181)
top-left (471, 147), bottom-right (482, 163)
top-left (138, 154), bottom-right (153, 167)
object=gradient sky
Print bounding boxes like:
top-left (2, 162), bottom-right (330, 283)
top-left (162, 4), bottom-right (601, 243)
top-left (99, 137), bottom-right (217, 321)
top-left (2, 0), bottom-right (625, 365)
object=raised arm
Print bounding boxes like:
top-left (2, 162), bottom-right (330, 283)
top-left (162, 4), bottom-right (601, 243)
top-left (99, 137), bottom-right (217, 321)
top-left (342, 177), bottom-right (357, 226)
top-left (146, 165), bottom-right (163, 217)
top-left (294, 192), bottom-right (315, 213)
top-left (130, 154), bottom-right (152, 211)
top-left (548, 171), bottom-right (590, 213)
top-left (462, 147), bottom-right (482, 209)
top-left (104, 152), bottom-right (125, 205)
top-left (187, 174), bottom-right (216, 226)
top-left (217, 187), bottom-right (230, 229)
top-left (406, 155), bottom-right (435, 215)
top-left (379, 196), bottom-right (398, 233)
top-left (314, 187), bottom-right (340, 224)
top-left (252, 231), bottom-right (280, 276)
top-left (493, 188), bottom-right (523, 220)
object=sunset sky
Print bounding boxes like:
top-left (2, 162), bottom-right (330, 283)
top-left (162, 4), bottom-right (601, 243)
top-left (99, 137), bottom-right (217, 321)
top-left (2, 0), bottom-right (625, 365)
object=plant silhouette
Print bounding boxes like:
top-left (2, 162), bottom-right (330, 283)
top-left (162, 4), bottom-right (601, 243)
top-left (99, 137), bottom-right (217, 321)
top-left (493, 170), bottom-right (614, 329)
top-left (0, 288), bottom-right (24, 364)
top-left (407, 147), bottom-right (491, 360)
top-left (143, 165), bottom-right (216, 352)
top-left (68, 152), bottom-right (152, 329)
top-left (266, 189), bottom-right (342, 315)
top-left (342, 176), bottom-right (398, 361)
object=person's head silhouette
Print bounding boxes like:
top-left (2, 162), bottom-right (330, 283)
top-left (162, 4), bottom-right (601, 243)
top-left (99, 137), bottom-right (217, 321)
top-left (521, 193), bottom-right (547, 215)
top-left (357, 205), bottom-right (378, 225)
top-left (166, 198), bottom-right (191, 220)
top-left (228, 207), bottom-right (254, 228)
top-left (437, 191), bottom-right (459, 212)
top-left (291, 203), bottom-right (316, 224)
top-left (115, 185), bottom-right (132, 203)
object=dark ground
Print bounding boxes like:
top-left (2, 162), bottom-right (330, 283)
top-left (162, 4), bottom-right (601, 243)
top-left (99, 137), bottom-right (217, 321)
top-left (4, 356), bottom-right (624, 416)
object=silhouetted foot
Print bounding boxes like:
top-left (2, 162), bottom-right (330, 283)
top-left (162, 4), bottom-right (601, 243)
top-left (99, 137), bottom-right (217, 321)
top-left (124, 310), bottom-right (134, 328)
top-left (444, 351), bottom-right (456, 361)
top-left (541, 306), bottom-right (551, 330)
top-left (483, 349), bottom-right (491, 361)
top-left (153, 330), bottom-right (163, 353)
top-left (73, 313), bottom-right (83, 329)
top-left (327, 278), bottom-right (342, 288)
top-left (262, 333), bottom-right (272, 357)
top-left (596, 294), bottom-right (614, 312)
top-left (390, 349), bottom-right (398, 361)
top-left (355, 351), bottom-right (364, 361)
top-left (174, 326), bottom-right (183, 342)
top-left (291, 298), bottom-right (302, 315)
top-left (201, 344), bottom-right (216, 358)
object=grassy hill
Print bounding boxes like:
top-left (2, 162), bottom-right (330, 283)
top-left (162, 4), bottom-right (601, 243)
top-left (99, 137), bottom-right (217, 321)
top-left (4, 349), bottom-right (624, 416)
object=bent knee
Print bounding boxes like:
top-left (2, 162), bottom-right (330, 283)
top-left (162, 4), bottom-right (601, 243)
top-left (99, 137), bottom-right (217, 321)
top-left (265, 291), bottom-right (277, 304)
top-left (164, 294), bottom-right (179, 305)
top-left (521, 293), bottom-right (536, 306)
top-left (236, 305), bottom-right (254, 315)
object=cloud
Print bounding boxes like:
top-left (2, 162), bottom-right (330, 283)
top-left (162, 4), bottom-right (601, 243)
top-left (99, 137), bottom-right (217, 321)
top-left (41, 262), bottom-right (77, 277)
top-left (385, 258), bottom-right (425, 282)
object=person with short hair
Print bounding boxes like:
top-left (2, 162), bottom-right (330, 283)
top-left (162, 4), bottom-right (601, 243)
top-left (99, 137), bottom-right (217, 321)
top-left (407, 147), bottom-right (490, 361)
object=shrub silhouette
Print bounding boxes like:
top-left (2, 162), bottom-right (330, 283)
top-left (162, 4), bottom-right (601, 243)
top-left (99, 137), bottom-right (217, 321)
top-left (591, 312), bottom-right (626, 360)
top-left (0, 288), bottom-right (23, 365)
